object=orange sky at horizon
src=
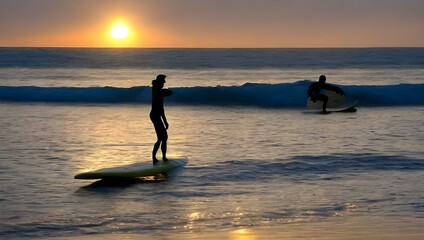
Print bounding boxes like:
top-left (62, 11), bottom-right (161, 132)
top-left (1, 0), bottom-right (424, 48)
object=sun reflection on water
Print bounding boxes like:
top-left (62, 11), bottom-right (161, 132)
top-left (72, 106), bottom-right (154, 171)
top-left (229, 229), bottom-right (257, 240)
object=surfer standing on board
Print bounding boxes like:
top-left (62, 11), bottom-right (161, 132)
top-left (307, 75), bottom-right (345, 113)
top-left (150, 74), bottom-right (172, 164)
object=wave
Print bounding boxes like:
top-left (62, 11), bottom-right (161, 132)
top-left (0, 81), bottom-right (423, 107)
top-left (196, 154), bottom-right (424, 183)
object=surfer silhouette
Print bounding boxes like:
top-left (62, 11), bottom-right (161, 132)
top-left (150, 74), bottom-right (172, 164)
top-left (307, 75), bottom-right (345, 113)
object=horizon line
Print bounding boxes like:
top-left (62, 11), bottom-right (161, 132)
top-left (1, 46), bottom-right (424, 49)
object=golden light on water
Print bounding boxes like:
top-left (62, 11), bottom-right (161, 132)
top-left (229, 229), bottom-right (257, 240)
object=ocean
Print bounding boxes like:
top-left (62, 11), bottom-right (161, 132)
top-left (0, 48), bottom-right (423, 239)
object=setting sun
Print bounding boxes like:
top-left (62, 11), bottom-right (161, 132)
top-left (111, 24), bottom-right (129, 40)
top-left (106, 19), bottom-right (138, 47)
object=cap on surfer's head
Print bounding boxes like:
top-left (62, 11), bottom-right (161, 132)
top-left (152, 74), bottom-right (167, 86)
top-left (319, 75), bottom-right (326, 83)
top-left (156, 74), bottom-right (166, 83)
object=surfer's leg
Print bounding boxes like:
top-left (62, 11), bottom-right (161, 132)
top-left (152, 140), bottom-right (160, 163)
top-left (315, 94), bottom-right (329, 113)
top-left (151, 115), bottom-right (164, 163)
top-left (322, 95), bottom-right (329, 113)
top-left (161, 131), bottom-right (168, 161)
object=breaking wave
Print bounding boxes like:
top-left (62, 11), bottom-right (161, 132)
top-left (0, 81), bottom-right (423, 107)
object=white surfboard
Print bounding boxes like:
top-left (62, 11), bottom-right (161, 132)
top-left (74, 157), bottom-right (188, 180)
top-left (305, 100), bottom-right (359, 114)
top-left (326, 100), bottom-right (359, 112)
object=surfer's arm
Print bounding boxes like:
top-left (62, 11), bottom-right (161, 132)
top-left (159, 89), bottom-right (172, 129)
top-left (161, 89), bottom-right (173, 97)
top-left (307, 84), bottom-right (315, 98)
top-left (307, 84), bottom-right (319, 102)
top-left (161, 112), bottom-right (169, 130)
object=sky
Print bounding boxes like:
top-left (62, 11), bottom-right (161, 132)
top-left (0, 0), bottom-right (423, 48)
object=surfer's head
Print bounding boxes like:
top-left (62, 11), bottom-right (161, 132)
top-left (319, 75), bottom-right (326, 84)
top-left (152, 74), bottom-right (167, 87)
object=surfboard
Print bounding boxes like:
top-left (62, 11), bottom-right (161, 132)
top-left (74, 157), bottom-right (188, 180)
top-left (305, 100), bottom-right (359, 114)
top-left (307, 89), bottom-right (346, 109)
top-left (326, 100), bottom-right (359, 112)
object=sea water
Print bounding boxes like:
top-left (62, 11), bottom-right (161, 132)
top-left (0, 48), bottom-right (423, 239)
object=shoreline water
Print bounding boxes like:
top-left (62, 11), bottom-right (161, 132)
top-left (50, 221), bottom-right (424, 240)
top-left (1, 103), bottom-right (423, 240)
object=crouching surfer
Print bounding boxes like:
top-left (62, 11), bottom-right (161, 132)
top-left (307, 75), bottom-right (345, 113)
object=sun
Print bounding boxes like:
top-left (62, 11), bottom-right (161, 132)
top-left (111, 24), bottom-right (129, 40)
